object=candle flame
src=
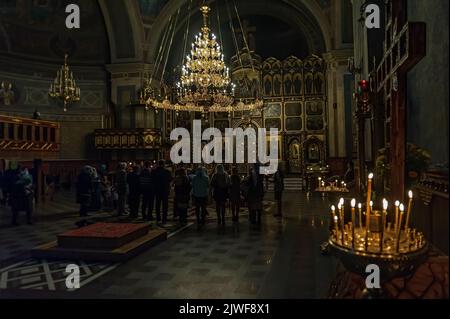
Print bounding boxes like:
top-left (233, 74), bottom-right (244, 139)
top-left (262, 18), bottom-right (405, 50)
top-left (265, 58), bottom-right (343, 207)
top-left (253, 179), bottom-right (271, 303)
top-left (351, 198), bottom-right (356, 207)
top-left (399, 203), bottom-right (405, 212)
top-left (408, 190), bottom-right (413, 199)
top-left (395, 200), bottom-right (400, 207)
top-left (334, 215), bottom-right (338, 221)
top-left (331, 205), bottom-right (335, 211)
top-left (339, 198), bottom-right (344, 205)
top-left (337, 203), bottom-right (342, 210)
top-left (368, 173), bottom-right (374, 179)
top-left (358, 203), bottom-right (362, 209)
top-left (369, 200), bottom-right (373, 207)
top-left (383, 198), bottom-right (388, 210)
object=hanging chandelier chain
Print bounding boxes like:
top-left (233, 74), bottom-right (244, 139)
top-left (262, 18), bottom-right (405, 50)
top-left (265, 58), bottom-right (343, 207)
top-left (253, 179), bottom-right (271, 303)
top-left (150, 13), bottom-right (173, 84)
top-left (233, 0), bottom-right (255, 72)
top-left (161, 7), bottom-right (181, 85)
top-left (181, 0), bottom-right (194, 68)
top-left (216, 0), bottom-right (224, 50)
top-left (226, 0), bottom-right (244, 70)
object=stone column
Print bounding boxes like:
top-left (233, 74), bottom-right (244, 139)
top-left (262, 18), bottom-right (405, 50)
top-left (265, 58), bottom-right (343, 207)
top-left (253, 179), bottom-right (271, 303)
top-left (323, 49), bottom-right (353, 159)
top-left (105, 63), bottom-right (155, 129)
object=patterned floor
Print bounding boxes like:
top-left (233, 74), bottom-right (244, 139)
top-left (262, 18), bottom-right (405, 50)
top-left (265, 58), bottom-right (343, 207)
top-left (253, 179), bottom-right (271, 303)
top-left (0, 191), bottom-right (336, 298)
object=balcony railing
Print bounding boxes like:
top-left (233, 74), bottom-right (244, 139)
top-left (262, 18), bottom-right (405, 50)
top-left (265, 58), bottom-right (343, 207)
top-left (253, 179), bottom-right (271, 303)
top-left (0, 115), bottom-right (60, 152)
top-left (94, 128), bottom-right (162, 150)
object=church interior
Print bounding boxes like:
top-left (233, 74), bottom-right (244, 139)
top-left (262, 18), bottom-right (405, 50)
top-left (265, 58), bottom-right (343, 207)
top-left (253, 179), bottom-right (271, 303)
top-left (0, 0), bottom-right (448, 300)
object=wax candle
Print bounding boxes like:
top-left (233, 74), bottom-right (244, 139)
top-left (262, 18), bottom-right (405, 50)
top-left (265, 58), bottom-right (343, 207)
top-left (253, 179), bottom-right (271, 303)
top-left (405, 190), bottom-right (413, 232)
top-left (381, 199), bottom-right (388, 252)
top-left (333, 215), bottom-right (339, 241)
top-left (396, 203), bottom-right (405, 252)
top-left (337, 202), bottom-right (344, 245)
top-left (366, 173), bottom-right (373, 229)
top-left (394, 200), bottom-right (400, 231)
top-left (351, 199), bottom-right (356, 249)
top-left (358, 203), bottom-right (362, 228)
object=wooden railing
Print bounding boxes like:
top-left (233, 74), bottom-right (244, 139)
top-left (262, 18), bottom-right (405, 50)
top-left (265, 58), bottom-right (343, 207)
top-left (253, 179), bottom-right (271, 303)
top-left (94, 128), bottom-right (162, 150)
top-left (0, 115), bottom-right (60, 155)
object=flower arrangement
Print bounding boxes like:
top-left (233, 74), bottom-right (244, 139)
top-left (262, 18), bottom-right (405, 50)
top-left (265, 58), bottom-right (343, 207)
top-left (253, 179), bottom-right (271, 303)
top-left (376, 143), bottom-right (431, 188)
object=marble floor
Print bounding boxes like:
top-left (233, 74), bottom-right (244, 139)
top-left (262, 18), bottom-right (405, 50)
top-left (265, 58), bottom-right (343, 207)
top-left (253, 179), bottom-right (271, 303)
top-left (0, 192), bottom-right (338, 299)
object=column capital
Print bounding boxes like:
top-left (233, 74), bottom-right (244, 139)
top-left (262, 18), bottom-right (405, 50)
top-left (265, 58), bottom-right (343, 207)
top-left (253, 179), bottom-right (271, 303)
top-left (322, 49), bottom-right (354, 64)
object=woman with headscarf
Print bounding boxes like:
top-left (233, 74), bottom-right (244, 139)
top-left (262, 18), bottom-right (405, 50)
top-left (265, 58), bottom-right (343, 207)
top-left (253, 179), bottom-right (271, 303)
top-left (192, 167), bottom-right (209, 226)
top-left (210, 164), bottom-right (230, 226)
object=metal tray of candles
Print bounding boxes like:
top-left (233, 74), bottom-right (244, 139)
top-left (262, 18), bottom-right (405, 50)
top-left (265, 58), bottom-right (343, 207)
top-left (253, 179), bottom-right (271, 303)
top-left (327, 175), bottom-right (429, 282)
top-left (328, 235), bottom-right (429, 281)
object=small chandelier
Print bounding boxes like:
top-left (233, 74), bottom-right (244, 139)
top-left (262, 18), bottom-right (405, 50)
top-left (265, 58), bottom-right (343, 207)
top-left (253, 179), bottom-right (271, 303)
top-left (49, 53), bottom-right (80, 112)
top-left (141, 4), bottom-right (263, 115)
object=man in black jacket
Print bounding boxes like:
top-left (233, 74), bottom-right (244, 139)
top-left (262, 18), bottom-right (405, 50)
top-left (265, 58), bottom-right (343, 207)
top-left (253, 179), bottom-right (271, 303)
top-left (152, 160), bottom-right (172, 224)
top-left (140, 161), bottom-right (154, 221)
top-left (127, 165), bottom-right (141, 219)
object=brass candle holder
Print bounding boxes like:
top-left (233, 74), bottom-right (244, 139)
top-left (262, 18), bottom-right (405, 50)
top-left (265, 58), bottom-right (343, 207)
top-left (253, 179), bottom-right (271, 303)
top-left (327, 174), bottom-right (428, 297)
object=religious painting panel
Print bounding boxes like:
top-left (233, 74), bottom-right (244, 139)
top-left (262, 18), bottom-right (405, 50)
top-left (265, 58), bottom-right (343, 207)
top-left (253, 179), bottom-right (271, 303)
top-left (287, 138), bottom-right (302, 173)
top-left (263, 75), bottom-right (272, 96)
top-left (273, 74), bottom-right (282, 96)
top-left (265, 103), bottom-right (281, 117)
top-left (285, 117), bottom-right (302, 131)
top-left (233, 69), bottom-right (261, 99)
top-left (285, 101), bottom-right (302, 117)
top-left (314, 73), bottom-right (324, 94)
top-left (306, 101), bottom-right (324, 115)
top-left (306, 116), bottom-right (324, 131)
top-left (264, 118), bottom-right (281, 130)
top-left (303, 137), bottom-right (325, 165)
top-left (293, 74), bottom-right (302, 95)
top-left (283, 73), bottom-right (293, 95)
top-left (305, 73), bottom-right (314, 95)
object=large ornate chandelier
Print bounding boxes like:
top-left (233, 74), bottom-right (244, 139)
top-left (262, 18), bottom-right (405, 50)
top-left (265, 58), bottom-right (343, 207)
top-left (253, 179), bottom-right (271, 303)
top-left (49, 54), bottom-right (80, 112)
top-left (140, 4), bottom-right (263, 115)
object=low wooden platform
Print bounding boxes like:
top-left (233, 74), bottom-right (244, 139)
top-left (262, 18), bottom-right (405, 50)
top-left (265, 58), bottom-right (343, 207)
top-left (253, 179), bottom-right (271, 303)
top-left (31, 223), bottom-right (167, 262)
top-left (58, 223), bottom-right (151, 250)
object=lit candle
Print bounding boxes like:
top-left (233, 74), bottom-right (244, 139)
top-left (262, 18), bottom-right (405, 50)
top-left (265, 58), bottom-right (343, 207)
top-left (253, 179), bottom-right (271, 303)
top-left (358, 203), bottom-right (362, 229)
top-left (351, 199), bottom-right (356, 249)
top-left (396, 203), bottom-right (405, 252)
top-left (405, 190), bottom-right (413, 232)
top-left (394, 200), bottom-right (400, 231)
top-left (366, 173), bottom-right (374, 229)
top-left (333, 215), bottom-right (339, 241)
top-left (337, 202), bottom-right (344, 245)
top-left (381, 198), bottom-right (388, 252)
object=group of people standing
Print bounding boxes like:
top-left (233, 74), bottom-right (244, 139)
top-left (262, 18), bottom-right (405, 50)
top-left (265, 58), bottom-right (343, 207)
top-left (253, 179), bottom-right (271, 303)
top-left (0, 164), bottom-right (34, 225)
top-left (76, 160), bottom-right (285, 227)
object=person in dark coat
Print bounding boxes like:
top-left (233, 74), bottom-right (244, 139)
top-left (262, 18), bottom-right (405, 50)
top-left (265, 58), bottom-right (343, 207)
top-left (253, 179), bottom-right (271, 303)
top-left (246, 164), bottom-right (265, 225)
top-left (127, 165), bottom-right (141, 219)
top-left (77, 165), bottom-right (93, 217)
top-left (210, 165), bottom-right (230, 226)
top-left (192, 166), bottom-right (209, 226)
top-left (152, 160), bottom-right (172, 224)
top-left (115, 162), bottom-right (128, 216)
top-left (273, 167), bottom-right (284, 217)
top-left (139, 161), bottom-right (155, 221)
top-left (173, 167), bottom-right (191, 225)
top-left (229, 168), bottom-right (242, 223)
top-left (11, 166), bottom-right (34, 225)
